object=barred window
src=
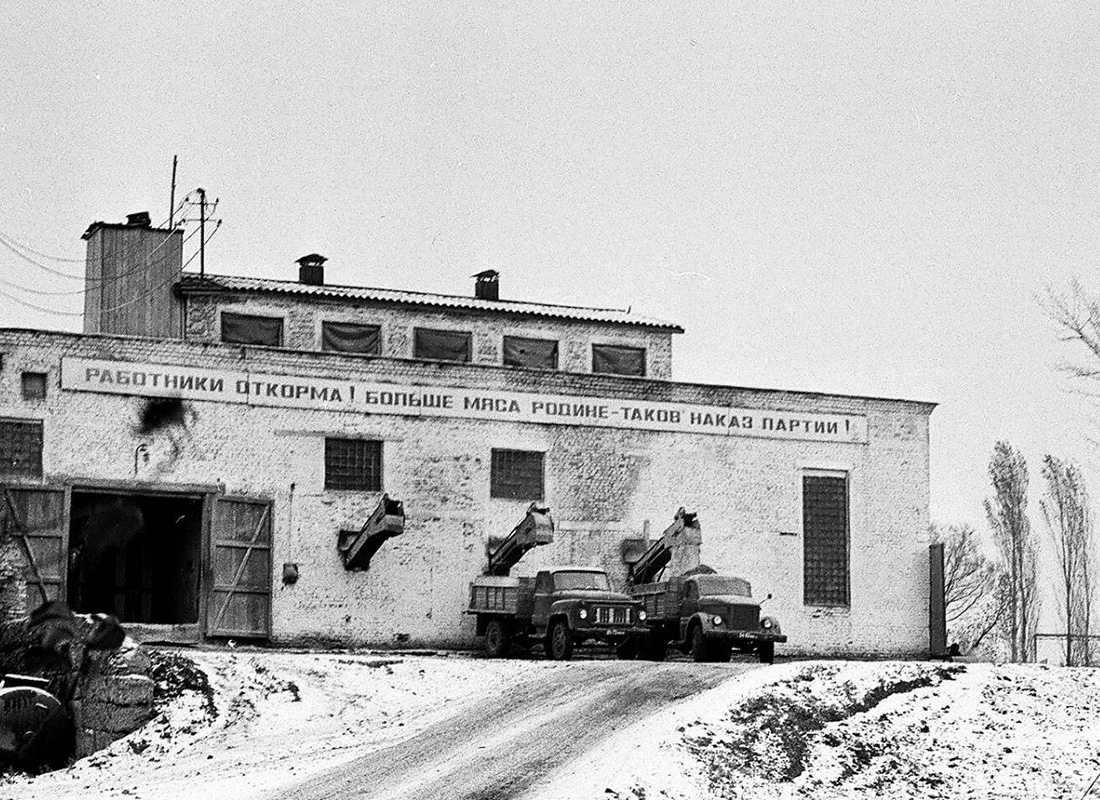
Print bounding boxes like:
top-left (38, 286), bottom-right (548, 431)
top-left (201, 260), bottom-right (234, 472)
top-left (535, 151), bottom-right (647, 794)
top-left (325, 439), bottom-right (382, 492)
top-left (491, 449), bottom-right (544, 500)
top-left (803, 472), bottom-right (849, 607)
top-left (414, 328), bottom-right (471, 362)
top-left (0, 418), bottom-right (43, 478)
top-left (592, 344), bottom-right (646, 377)
top-left (221, 313), bottom-right (284, 347)
top-left (21, 372), bottom-right (47, 401)
top-left (322, 321), bottom-right (381, 355)
top-left (503, 336), bottom-right (558, 370)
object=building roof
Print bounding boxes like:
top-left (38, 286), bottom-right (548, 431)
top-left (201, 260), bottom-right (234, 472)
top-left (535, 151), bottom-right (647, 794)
top-left (175, 273), bottom-right (684, 332)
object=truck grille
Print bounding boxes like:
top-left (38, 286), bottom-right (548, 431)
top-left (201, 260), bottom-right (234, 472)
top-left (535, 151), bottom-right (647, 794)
top-left (595, 606), bottom-right (630, 626)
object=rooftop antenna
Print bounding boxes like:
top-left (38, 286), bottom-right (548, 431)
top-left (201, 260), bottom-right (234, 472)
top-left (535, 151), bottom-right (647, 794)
top-left (198, 187), bottom-right (206, 278)
top-left (168, 155), bottom-right (178, 229)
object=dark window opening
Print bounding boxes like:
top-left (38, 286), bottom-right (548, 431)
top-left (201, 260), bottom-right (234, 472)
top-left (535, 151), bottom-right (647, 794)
top-left (21, 372), bottom-right (47, 401)
top-left (803, 473), bottom-right (849, 607)
top-left (322, 321), bottom-right (381, 355)
top-left (592, 344), bottom-right (646, 377)
top-left (503, 336), bottom-right (558, 370)
top-left (491, 449), bottom-right (544, 500)
top-left (68, 491), bottom-right (203, 624)
top-left (325, 439), bottom-right (383, 491)
top-left (0, 418), bottom-right (42, 478)
top-left (221, 312), bottom-right (284, 347)
top-left (414, 328), bottom-right (471, 362)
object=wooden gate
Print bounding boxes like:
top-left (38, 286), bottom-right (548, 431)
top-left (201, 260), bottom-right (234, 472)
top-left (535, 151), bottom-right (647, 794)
top-left (206, 497), bottom-right (272, 639)
top-left (2, 487), bottom-right (67, 611)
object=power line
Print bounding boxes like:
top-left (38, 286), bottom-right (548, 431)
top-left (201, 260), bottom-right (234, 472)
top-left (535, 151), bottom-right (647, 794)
top-left (0, 219), bottom-right (222, 318)
top-left (0, 224), bottom-right (204, 297)
top-left (0, 195), bottom-right (192, 279)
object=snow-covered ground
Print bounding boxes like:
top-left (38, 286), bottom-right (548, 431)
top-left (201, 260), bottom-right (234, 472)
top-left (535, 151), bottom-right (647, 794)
top-left (3, 650), bottom-right (1100, 799)
top-left (543, 661), bottom-right (1100, 800)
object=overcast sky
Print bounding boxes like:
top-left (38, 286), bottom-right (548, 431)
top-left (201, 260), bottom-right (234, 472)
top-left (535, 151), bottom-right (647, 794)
top-left (2, 3), bottom-right (1099, 532)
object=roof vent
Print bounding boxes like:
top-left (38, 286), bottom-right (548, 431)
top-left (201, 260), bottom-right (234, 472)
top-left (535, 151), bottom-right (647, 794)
top-left (473, 269), bottom-right (499, 301)
top-left (296, 253), bottom-right (327, 286)
top-left (126, 211), bottom-right (152, 228)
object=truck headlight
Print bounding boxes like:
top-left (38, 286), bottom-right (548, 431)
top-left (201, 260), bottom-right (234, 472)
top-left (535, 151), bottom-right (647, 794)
top-left (712, 615), bottom-right (723, 626)
top-left (761, 618), bottom-right (773, 629)
top-left (638, 609), bottom-right (647, 621)
top-left (579, 608), bottom-right (589, 620)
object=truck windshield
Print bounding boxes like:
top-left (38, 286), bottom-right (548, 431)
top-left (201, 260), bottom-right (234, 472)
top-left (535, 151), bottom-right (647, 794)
top-left (553, 571), bottom-right (611, 591)
top-left (694, 576), bottom-right (752, 597)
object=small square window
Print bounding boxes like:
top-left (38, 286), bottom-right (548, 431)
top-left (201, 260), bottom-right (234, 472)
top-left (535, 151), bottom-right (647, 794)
top-left (592, 344), bottom-right (646, 377)
top-left (325, 439), bottom-right (383, 492)
top-left (0, 418), bottom-right (43, 478)
top-left (490, 449), bottom-right (544, 500)
top-left (21, 372), bottom-right (47, 401)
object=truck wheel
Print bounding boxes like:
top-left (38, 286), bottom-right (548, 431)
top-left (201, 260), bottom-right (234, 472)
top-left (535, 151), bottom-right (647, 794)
top-left (690, 625), bottom-right (710, 663)
top-left (484, 620), bottom-right (511, 658)
top-left (615, 636), bottom-right (638, 660)
top-left (758, 642), bottom-right (775, 664)
top-left (643, 631), bottom-right (666, 662)
top-left (548, 620), bottom-right (574, 661)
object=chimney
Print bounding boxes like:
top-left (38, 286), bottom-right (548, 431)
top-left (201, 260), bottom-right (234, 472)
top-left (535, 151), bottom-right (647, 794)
top-left (297, 253), bottom-right (327, 286)
top-left (126, 211), bottom-right (152, 228)
top-left (473, 269), bottom-right (499, 301)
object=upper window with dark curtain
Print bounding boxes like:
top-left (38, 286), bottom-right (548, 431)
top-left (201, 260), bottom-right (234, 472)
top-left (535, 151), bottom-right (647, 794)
top-left (221, 312), bottom-right (284, 347)
top-left (322, 321), bottom-right (381, 355)
top-left (592, 344), bottom-right (646, 377)
top-left (414, 328), bottom-right (471, 362)
top-left (503, 336), bottom-right (558, 370)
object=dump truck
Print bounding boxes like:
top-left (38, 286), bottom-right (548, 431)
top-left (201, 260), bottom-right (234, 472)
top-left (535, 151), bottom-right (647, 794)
top-left (466, 504), bottom-right (649, 660)
top-left (625, 509), bottom-right (786, 663)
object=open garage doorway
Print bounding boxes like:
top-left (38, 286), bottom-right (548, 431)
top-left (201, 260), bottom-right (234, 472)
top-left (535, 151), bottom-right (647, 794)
top-left (67, 490), bottom-right (203, 627)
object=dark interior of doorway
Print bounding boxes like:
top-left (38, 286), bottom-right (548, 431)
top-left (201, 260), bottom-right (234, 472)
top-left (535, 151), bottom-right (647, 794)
top-left (68, 491), bottom-right (202, 624)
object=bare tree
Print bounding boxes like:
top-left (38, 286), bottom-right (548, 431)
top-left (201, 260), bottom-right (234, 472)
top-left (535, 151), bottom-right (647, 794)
top-left (1046, 280), bottom-right (1100, 387)
top-left (1040, 455), bottom-right (1095, 665)
top-left (984, 442), bottom-right (1039, 662)
top-left (931, 523), bottom-right (1002, 653)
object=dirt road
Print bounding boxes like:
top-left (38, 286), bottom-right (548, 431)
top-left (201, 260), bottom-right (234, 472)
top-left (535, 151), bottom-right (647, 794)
top-left (270, 660), bottom-right (753, 800)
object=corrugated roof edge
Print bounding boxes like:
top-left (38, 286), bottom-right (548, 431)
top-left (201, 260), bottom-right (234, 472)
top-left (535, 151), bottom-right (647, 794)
top-left (0, 327), bottom-right (938, 411)
top-left (174, 272), bottom-right (685, 332)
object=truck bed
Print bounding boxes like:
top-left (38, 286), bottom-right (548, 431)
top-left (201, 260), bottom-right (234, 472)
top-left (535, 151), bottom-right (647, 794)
top-left (629, 581), bottom-right (681, 621)
top-left (468, 576), bottom-right (535, 617)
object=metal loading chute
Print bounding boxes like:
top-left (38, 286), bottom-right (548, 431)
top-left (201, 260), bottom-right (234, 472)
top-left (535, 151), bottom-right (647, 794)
top-left (485, 503), bottom-right (554, 576)
top-left (339, 494), bottom-right (405, 571)
top-left (627, 507), bottom-right (702, 585)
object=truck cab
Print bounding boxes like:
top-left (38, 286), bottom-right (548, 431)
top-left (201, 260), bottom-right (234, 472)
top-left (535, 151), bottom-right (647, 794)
top-left (632, 572), bottom-right (786, 663)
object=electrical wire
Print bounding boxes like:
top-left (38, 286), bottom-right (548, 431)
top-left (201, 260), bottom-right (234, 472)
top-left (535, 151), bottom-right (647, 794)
top-left (0, 196), bottom-right (192, 280)
top-left (0, 224), bottom-right (204, 297)
top-left (0, 220), bottom-right (222, 318)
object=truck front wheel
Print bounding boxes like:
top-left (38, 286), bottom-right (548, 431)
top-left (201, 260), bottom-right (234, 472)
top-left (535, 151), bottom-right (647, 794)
top-left (758, 642), bottom-right (775, 664)
top-left (690, 625), bottom-right (710, 663)
top-left (484, 620), bottom-right (511, 658)
top-left (548, 620), bottom-right (574, 661)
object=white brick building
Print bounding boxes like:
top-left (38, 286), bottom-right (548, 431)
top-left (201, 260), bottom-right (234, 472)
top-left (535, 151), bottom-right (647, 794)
top-left (0, 214), bottom-right (935, 655)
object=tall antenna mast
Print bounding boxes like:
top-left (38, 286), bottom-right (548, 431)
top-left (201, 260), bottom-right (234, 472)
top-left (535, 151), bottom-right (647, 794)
top-left (169, 155), bottom-right (178, 229)
top-left (198, 187), bottom-right (206, 278)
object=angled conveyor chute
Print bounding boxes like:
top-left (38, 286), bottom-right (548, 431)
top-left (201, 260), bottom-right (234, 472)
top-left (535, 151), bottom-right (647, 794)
top-left (485, 503), bottom-right (554, 576)
top-left (627, 507), bottom-right (702, 585)
top-left (340, 494), bottom-right (405, 571)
